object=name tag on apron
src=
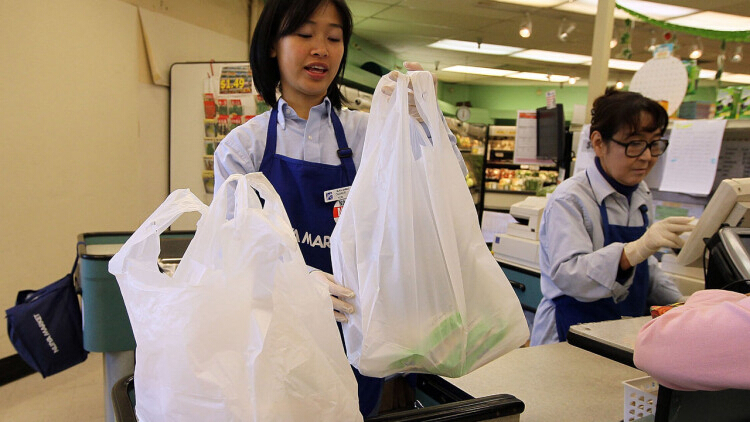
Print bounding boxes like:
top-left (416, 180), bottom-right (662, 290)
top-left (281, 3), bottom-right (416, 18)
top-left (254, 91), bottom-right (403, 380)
top-left (325, 187), bottom-right (350, 223)
top-left (324, 186), bottom-right (350, 203)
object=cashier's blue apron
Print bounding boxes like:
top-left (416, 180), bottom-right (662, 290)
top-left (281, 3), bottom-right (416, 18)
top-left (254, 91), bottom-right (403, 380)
top-left (552, 191), bottom-right (650, 342)
top-left (259, 107), bottom-right (384, 417)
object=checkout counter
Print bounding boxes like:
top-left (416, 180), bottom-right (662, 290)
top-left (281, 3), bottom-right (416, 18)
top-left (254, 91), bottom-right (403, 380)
top-left (492, 197), bottom-right (547, 311)
top-left (101, 178), bottom-right (750, 421)
top-left (492, 177), bottom-right (750, 310)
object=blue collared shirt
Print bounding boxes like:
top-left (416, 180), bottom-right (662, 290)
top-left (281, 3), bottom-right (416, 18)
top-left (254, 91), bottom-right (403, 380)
top-left (530, 166), bottom-right (683, 345)
top-left (214, 97), bottom-right (467, 192)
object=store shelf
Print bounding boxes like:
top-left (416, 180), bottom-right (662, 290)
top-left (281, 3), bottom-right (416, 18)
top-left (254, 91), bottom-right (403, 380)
top-left (447, 117), bottom-right (488, 217)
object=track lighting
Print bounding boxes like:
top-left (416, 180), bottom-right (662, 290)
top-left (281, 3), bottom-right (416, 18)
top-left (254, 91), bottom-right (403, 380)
top-left (732, 45), bottom-right (743, 63)
top-left (646, 30), bottom-right (656, 53)
top-left (557, 18), bottom-right (576, 42)
top-left (610, 25), bottom-right (619, 49)
top-left (689, 37), bottom-right (703, 60)
top-left (519, 13), bottom-right (532, 38)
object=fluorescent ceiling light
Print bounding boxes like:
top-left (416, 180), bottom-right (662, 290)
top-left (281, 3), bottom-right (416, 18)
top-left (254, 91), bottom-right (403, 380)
top-left (617, 0), bottom-right (697, 20)
top-left (582, 58), bottom-right (643, 71)
top-left (510, 49), bottom-right (590, 64)
top-left (722, 73), bottom-right (750, 84)
top-left (428, 39), bottom-right (523, 56)
top-left (442, 65), bottom-right (518, 77)
top-left (667, 12), bottom-right (750, 31)
top-left (554, 0), bottom-right (631, 19)
top-left (699, 69), bottom-right (717, 79)
top-left (506, 72), bottom-right (570, 83)
top-left (607, 59), bottom-right (644, 71)
top-left (489, 0), bottom-right (568, 7)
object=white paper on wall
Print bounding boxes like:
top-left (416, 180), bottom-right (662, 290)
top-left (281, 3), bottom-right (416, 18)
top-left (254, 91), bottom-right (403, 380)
top-left (574, 124), bottom-right (594, 173)
top-left (658, 120), bottom-right (727, 196)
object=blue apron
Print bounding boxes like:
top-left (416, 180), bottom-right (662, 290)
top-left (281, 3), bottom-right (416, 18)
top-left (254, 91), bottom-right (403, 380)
top-left (259, 107), bottom-right (383, 417)
top-left (552, 189), bottom-right (650, 342)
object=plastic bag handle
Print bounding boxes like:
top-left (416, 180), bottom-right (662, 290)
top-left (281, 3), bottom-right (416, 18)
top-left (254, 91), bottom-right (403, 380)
top-left (208, 172), bottom-right (293, 229)
top-left (409, 71), bottom-right (468, 312)
top-left (109, 189), bottom-right (208, 275)
top-left (409, 71), bottom-right (450, 150)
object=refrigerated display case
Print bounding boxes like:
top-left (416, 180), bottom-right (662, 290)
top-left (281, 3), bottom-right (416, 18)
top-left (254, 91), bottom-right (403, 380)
top-left (447, 118), bottom-right (488, 219)
top-left (484, 125), bottom-right (558, 211)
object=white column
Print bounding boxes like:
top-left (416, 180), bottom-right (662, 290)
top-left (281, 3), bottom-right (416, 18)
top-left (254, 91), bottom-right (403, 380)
top-left (586, 0), bottom-right (616, 123)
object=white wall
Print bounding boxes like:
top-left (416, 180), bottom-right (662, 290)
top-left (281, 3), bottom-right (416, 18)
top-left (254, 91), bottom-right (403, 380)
top-left (0, 0), bottom-right (249, 358)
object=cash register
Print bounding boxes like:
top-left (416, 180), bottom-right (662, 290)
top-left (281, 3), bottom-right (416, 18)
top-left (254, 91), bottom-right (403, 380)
top-left (492, 196), bottom-right (548, 270)
top-left (669, 177), bottom-right (750, 293)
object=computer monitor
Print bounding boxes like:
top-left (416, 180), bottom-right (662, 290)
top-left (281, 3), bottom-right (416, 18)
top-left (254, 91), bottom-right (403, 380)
top-left (676, 178), bottom-right (750, 266)
top-left (536, 104), bottom-right (565, 162)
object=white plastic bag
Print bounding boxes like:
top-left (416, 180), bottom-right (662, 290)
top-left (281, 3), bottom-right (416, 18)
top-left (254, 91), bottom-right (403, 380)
top-left (109, 173), bottom-right (361, 422)
top-left (331, 72), bottom-right (529, 378)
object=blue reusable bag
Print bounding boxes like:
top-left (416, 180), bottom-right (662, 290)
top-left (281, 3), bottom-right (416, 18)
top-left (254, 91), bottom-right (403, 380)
top-left (5, 257), bottom-right (88, 377)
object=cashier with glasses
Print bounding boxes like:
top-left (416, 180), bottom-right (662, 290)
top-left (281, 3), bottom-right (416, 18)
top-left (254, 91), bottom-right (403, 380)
top-left (531, 88), bottom-right (693, 346)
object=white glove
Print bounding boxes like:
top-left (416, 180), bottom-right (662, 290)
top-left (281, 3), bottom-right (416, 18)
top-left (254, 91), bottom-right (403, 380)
top-left (382, 62), bottom-right (436, 123)
top-left (623, 216), bottom-right (695, 266)
top-left (310, 270), bottom-right (355, 323)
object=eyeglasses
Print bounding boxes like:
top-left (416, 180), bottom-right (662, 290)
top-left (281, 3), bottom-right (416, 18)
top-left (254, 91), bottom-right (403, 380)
top-left (609, 138), bottom-right (669, 158)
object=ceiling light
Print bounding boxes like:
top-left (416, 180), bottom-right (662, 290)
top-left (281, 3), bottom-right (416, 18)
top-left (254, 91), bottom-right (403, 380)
top-left (722, 73), bottom-right (750, 84)
top-left (699, 69), bottom-right (717, 79)
top-left (610, 27), bottom-right (619, 49)
top-left (489, 0), bottom-right (566, 6)
top-left (554, 0), bottom-right (632, 19)
top-left (617, 0), bottom-right (698, 20)
top-left (568, 77), bottom-right (579, 85)
top-left (428, 39), bottom-right (523, 56)
top-left (582, 59), bottom-right (644, 72)
top-left (519, 13), bottom-right (532, 38)
top-left (615, 80), bottom-right (625, 90)
top-left (689, 38), bottom-right (703, 60)
top-left (646, 30), bottom-right (657, 53)
top-left (557, 17), bottom-right (576, 42)
top-left (442, 65), bottom-right (518, 77)
top-left (607, 59), bottom-right (644, 71)
top-left (506, 72), bottom-right (570, 83)
top-left (732, 45), bottom-right (744, 63)
top-left (510, 49), bottom-right (590, 64)
top-left (667, 11), bottom-right (750, 31)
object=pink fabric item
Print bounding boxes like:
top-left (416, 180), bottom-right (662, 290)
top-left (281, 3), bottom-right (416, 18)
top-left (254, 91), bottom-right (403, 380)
top-left (634, 289), bottom-right (750, 391)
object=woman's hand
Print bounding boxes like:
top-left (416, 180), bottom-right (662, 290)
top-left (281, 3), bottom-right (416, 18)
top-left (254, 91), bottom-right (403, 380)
top-left (623, 216), bottom-right (695, 266)
top-left (310, 270), bottom-right (355, 323)
top-left (381, 61), bottom-right (437, 122)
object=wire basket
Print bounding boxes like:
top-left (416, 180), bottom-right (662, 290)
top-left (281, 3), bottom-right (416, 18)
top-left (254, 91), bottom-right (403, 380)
top-left (623, 376), bottom-right (658, 422)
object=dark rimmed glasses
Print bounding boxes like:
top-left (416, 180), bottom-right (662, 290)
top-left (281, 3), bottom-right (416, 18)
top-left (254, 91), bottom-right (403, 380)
top-left (609, 138), bottom-right (669, 158)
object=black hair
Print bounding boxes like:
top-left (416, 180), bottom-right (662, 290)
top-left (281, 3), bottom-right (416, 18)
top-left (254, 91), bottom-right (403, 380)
top-left (250, 0), bottom-right (353, 110)
top-left (590, 87), bottom-right (669, 141)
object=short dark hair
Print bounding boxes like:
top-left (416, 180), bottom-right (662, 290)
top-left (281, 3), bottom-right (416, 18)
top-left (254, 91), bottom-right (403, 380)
top-left (250, 0), bottom-right (353, 110)
top-left (590, 88), bottom-right (669, 141)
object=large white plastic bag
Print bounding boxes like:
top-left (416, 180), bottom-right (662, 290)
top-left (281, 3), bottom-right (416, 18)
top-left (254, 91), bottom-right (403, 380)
top-left (331, 72), bottom-right (529, 378)
top-left (109, 173), bottom-right (361, 422)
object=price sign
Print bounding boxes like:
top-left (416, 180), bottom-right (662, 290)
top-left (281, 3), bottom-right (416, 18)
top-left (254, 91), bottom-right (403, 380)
top-left (219, 65), bottom-right (253, 94)
top-left (220, 77), bottom-right (246, 92)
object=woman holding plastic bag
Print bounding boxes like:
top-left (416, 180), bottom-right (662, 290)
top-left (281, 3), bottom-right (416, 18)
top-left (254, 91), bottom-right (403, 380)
top-left (213, 0), bottom-right (467, 416)
top-left (330, 71), bottom-right (530, 379)
top-left (109, 173), bottom-right (361, 421)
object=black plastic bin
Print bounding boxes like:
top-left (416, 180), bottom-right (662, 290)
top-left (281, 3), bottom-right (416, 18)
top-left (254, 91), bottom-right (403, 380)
top-left (112, 373), bottom-right (524, 422)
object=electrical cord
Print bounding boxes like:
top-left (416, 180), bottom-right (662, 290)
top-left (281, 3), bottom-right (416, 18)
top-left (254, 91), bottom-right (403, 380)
top-left (719, 279), bottom-right (750, 291)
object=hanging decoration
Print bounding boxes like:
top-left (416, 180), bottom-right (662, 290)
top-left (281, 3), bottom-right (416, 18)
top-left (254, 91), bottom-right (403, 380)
top-left (615, 3), bottom-right (750, 42)
top-left (620, 18), bottom-right (634, 59)
top-left (717, 39), bottom-right (727, 80)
